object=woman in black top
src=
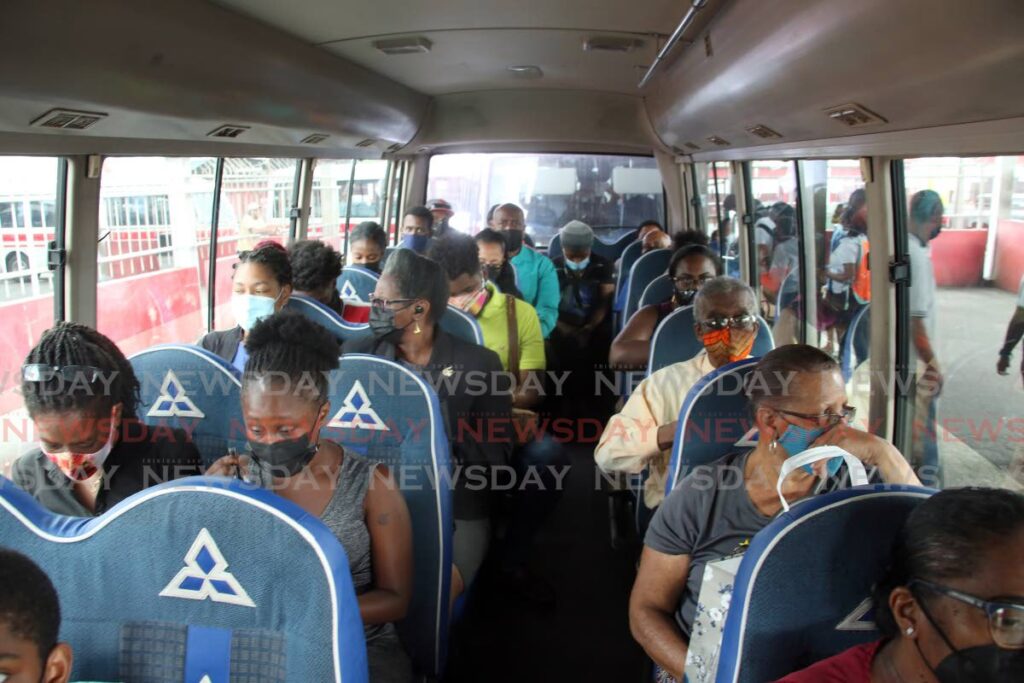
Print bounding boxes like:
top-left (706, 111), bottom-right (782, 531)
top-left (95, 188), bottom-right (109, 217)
top-left (289, 239), bottom-right (343, 314)
top-left (197, 241), bottom-right (293, 373)
top-left (12, 323), bottom-right (202, 516)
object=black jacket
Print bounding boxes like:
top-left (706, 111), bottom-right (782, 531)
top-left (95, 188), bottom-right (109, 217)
top-left (197, 327), bottom-right (244, 363)
top-left (346, 328), bottom-right (513, 519)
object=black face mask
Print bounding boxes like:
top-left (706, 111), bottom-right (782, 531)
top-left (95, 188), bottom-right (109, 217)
top-left (248, 432), bottom-right (318, 478)
top-left (482, 263), bottom-right (502, 282)
top-left (674, 287), bottom-right (698, 306)
top-left (504, 230), bottom-right (524, 254)
top-left (930, 225), bottom-right (943, 241)
top-left (915, 596), bottom-right (1024, 683)
top-left (362, 261), bottom-right (382, 274)
top-left (368, 305), bottom-right (408, 344)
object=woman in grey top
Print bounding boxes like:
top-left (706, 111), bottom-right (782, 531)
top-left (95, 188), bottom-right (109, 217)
top-left (628, 345), bottom-right (920, 683)
top-left (209, 311), bottom-right (413, 683)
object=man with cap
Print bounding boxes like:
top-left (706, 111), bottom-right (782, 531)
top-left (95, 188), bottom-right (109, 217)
top-left (427, 198), bottom-right (454, 238)
top-left (551, 220), bottom-right (616, 417)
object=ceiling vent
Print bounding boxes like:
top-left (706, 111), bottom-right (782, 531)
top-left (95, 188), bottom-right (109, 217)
top-left (825, 103), bottom-right (887, 127)
top-left (684, 141), bottom-right (701, 150)
top-left (31, 108), bottom-right (107, 131)
top-left (301, 133), bottom-right (330, 145)
top-left (706, 135), bottom-right (731, 146)
top-left (747, 124), bottom-right (783, 139)
top-left (373, 36), bottom-right (432, 55)
top-left (507, 65), bottom-right (543, 79)
top-left (208, 124), bottom-right (250, 139)
top-left (583, 36), bottom-right (645, 53)
top-left (386, 143), bottom-right (403, 153)
top-left (355, 138), bottom-right (376, 148)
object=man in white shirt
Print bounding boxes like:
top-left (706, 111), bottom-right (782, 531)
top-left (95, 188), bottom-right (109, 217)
top-left (595, 277), bottom-right (760, 507)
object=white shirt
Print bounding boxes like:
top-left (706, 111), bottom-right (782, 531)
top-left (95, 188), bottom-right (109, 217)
top-left (827, 233), bottom-right (867, 295)
top-left (908, 234), bottom-right (937, 342)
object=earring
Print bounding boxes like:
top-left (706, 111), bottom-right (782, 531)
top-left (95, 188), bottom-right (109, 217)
top-left (770, 438), bottom-right (778, 452)
top-left (414, 322), bottom-right (422, 335)
top-left (906, 627), bottom-right (914, 636)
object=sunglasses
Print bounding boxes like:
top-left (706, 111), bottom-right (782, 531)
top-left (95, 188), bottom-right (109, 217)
top-left (22, 364), bottom-right (106, 383)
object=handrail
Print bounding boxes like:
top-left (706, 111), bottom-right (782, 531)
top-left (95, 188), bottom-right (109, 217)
top-left (637, 0), bottom-right (708, 89)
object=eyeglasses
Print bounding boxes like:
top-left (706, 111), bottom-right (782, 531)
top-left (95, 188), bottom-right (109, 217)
top-left (369, 297), bottom-right (415, 312)
top-left (22, 364), bottom-right (105, 383)
top-left (910, 579), bottom-right (1024, 649)
top-left (775, 405), bottom-right (857, 428)
top-left (672, 275), bottom-right (714, 289)
top-left (697, 314), bottom-right (758, 331)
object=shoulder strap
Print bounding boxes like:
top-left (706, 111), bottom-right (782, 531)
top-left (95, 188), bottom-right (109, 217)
top-left (506, 294), bottom-right (520, 376)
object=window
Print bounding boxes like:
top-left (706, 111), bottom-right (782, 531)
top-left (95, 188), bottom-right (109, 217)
top-left (426, 153), bottom-right (665, 244)
top-left (97, 157), bottom-right (215, 356)
top-left (749, 160), bottom-right (801, 344)
top-left (0, 156), bottom-right (62, 464)
top-left (700, 161), bottom-right (738, 276)
top-left (308, 159), bottom-right (389, 254)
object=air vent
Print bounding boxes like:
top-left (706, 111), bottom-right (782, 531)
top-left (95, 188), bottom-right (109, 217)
top-left (684, 141), bottom-right (701, 150)
top-left (301, 133), bottom-right (330, 145)
top-left (355, 138), bottom-right (376, 148)
top-left (208, 124), bottom-right (250, 139)
top-left (706, 135), bottom-right (730, 147)
top-left (825, 103), bottom-right (887, 127)
top-left (416, 147), bottom-right (431, 154)
top-left (386, 143), bottom-right (403, 153)
top-left (747, 124), bottom-right (783, 139)
top-left (507, 65), bottom-right (543, 79)
top-left (373, 37), bottom-right (432, 55)
top-left (31, 108), bottom-right (107, 131)
top-left (583, 36), bottom-right (645, 53)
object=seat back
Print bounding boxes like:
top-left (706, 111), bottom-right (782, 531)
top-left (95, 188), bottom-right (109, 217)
top-left (0, 475), bottom-right (368, 683)
top-left (638, 274), bottom-right (673, 309)
top-left (438, 304), bottom-right (484, 345)
top-left (648, 309), bottom-right (774, 376)
top-left (283, 294), bottom-right (374, 345)
top-left (128, 344), bottom-right (247, 466)
top-left (665, 358), bottom-right (761, 494)
top-left (336, 265), bottom-right (379, 304)
top-left (840, 305), bottom-right (871, 382)
top-left (623, 248), bottom-right (671, 325)
top-left (547, 233), bottom-right (562, 260)
top-left (591, 229), bottom-right (639, 262)
top-left (614, 240), bottom-right (644, 302)
top-left (716, 486), bottom-right (935, 683)
top-left (320, 355), bottom-right (452, 678)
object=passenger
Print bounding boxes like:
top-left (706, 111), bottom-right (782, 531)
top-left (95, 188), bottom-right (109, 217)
top-left (426, 198), bottom-right (454, 238)
top-left (198, 241), bottom-right (292, 372)
top-left (641, 228), bottom-right (672, 253)
top-left (427, 234), bottom-right (566, 607)
top-left (774, 487), bottom-right (1024, 682)
top-left (345, 248), bottom-right (511, 599)
top-left (399, 205), bottom-right (434, 255)
top-left (288, 239), bottom-right (343, 314)
top-left (13, 323), bottom-right (202, 516)
top-left (822, 189), bottom-right (870, 343)
top-left (489, 203), bottom-right (559, 339)
top-left (763, 204), bottom-right (800, 345)
top-left (0, 549), bottom-right (73, 682)
top-left (637, 219), bottom-right (664, 242)
top-left (997, 275), bottom-right (1024, 387)
top-left (609, 244), bottom-right (722, 370)
top-left (475, 228), bottom-right (523, 299)
top-left (629, 345), bottom-right (920, 682)
top-left (208, 312), bottom-right (414, 682)
top-left (597, 277), bottom-right (759, 507)
top-left (348, 220), bottom-right (387, 273)
top-left (907, 190), bottom-right (944, 486)
top-left (709, 194), bottom-right (737, 257)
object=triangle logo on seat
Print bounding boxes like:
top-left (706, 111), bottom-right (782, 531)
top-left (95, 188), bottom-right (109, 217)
top-left (147, 370), bottom-right (205, 419)
top-left (328, 380), bottom-right (389, 431)
top-left (835, 597), bottom-right (875, 631)
top-left (339, 280), bottom-right (360, 301)
top-left (159, 528), bottom-right (255, 608)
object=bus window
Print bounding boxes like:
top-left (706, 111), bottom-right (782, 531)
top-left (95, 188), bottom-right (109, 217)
top-left (97, 157), bottom-right (216, 355)
top-left (309, 159), bottom-right (388, 256)
top-left (900, 155), bottom-right (1024, 491)
top-left (749, 160), bottom-right (800, 344)
top-left (704, 162), bottom-right (737, 276)
top-left (215, 158), bottom-right (299, 329)
top-left (0, 156), bottom-right (62, 465)
top-left (426, 153), bottom-right (664, 245)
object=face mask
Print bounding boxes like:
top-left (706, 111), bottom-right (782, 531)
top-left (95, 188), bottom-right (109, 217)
top-left (451, 286), bottom-right (489, 317)
top-left (400, 234), bottom-right (431, 254)
top-left (674, 287), bottom-right (698, 306)
top-left (42, 417), bottom-right (117, 482)
top-left (248, 431), bottom-right (318, 478)
top-left (914, 598), bottom-right (1024, 683)
top-left (360, 261), bottom-right (382, 274)
top-left (566, 257), bottom-right (590, 272)
top-left (504, 230), bottom-right (524, 253)
top-left (701, 327), bottom-right (756, 366)
top-left (482, 263), bottom-right (502, 283)
top-left (776, 422), bottom-right (843, 476)
top-left (930, 224), bottom-right (943, 240)
top-left (368, 305), bottom-right (408, 344)
top-left (232, 293), bottom-right (278, 332)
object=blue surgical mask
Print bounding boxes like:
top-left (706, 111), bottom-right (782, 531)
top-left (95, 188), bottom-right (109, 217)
top-left (778, 423), bottom-right (842, 477)
top-left (400, 234), bottom-right (431, 254)
top-left (231, 293), bottom-right (279, 332)
top-left (566, 257), bottom-right (590, 272)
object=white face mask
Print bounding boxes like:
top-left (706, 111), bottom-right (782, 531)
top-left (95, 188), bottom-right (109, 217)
top-left (231, 293), bottom-right (279, 331)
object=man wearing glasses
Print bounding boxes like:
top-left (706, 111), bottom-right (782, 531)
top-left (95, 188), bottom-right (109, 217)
top-left (596, 277), bottom-right (760, 508)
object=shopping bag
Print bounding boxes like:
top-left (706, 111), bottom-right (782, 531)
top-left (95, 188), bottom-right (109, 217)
top-left (683, 554), bottom-right (743, 683)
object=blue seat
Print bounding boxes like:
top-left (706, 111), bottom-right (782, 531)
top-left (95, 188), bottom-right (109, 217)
top-left (665, 358), bottom-right (761, 494)
top-left (647, 308), bottom-right (774, 376)
top-left (321, 355), bottom-right (452, 678)
top-left (547, 233), bottom-right (562, 260)
top-left (840, 304), bottom-right (870, 382)
top-left (438, 304), bottom-right (484, 345)
top-left (336, 265), bottom-right (379, 304)
top-left (0, 475), bottom-right (368, 683)
top-left (638, 274), bottom-right (673, 309)
top-left (717, 485), bottom-right (935, 682)
top-left (591, 229), bottom-right (639, 262)
top-left (128, 344), bottom-right (248, 466)
top-left (284, 293), bottom-right (374, 345)
top-left (622, 248), bottom-right (671, 328)
top-left (614, 240), bottom-right (643, 307)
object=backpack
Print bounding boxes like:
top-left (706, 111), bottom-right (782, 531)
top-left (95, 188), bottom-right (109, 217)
top-left (850, 235), bottom-right (871, 304)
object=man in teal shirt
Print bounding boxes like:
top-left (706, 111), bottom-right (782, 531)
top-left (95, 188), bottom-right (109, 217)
top-left (490, 203), bottom-right (559, 338)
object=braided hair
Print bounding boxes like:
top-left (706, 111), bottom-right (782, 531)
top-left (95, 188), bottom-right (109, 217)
top-left (242, 312), bottom-right (338, 403)
top-left (234, 241), bottom-right (293, 287)
top-left (22, 322), bottom-right (140, 419)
